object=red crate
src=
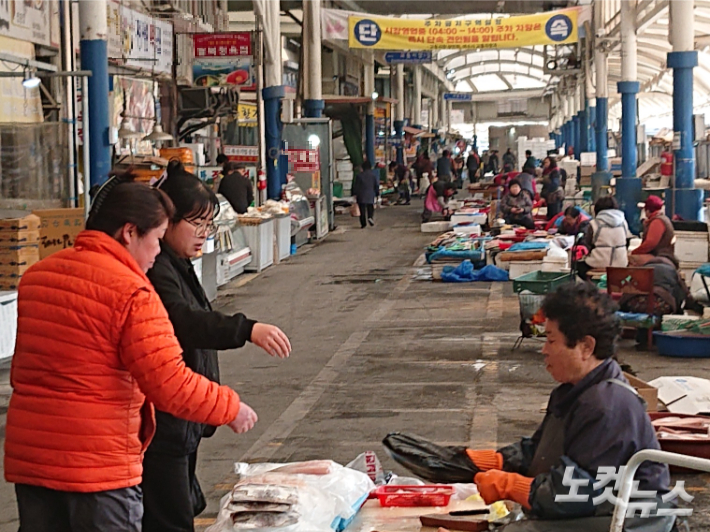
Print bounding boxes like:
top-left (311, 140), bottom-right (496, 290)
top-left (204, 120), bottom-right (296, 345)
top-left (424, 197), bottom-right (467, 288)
top-left (374, 485), bottom-right (454, 507)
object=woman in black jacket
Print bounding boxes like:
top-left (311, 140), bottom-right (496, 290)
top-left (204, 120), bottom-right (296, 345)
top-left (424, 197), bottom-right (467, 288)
top-left (142, 162), bottom-right (291, 532)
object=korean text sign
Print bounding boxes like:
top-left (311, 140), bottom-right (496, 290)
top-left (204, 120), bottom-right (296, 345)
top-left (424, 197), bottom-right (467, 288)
top-left (348, 8), bottom-right (579, 50)
top-left (193, 32), bottom-right (254, 87)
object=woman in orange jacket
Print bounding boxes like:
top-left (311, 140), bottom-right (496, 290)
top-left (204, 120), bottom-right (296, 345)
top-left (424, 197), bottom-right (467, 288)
top-left (4, 174), bottom-right (256, 532)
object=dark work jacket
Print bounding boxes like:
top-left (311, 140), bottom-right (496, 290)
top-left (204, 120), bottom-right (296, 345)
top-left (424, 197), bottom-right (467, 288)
top-left (498, 358), bottom-right (670, 520)
top-left (146, 242), bottom-right (256, 456)
top-left (219, 171), bottom-right (254, 214)
top-left (353, 169), bottom-right (380, 205)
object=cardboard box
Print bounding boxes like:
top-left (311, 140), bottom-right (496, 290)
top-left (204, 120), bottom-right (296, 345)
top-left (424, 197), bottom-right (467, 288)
top-left (0, 245), bottom-right (39, 277)
top-left (0, 212), bottom-right (40, 233)
top-left (0, 276), bottom-right (22, 291)
top-left (0, 230), bottom-right (40, 247)
top-left (32, 209), bottom-right (85, 259)
top-left (649, 376), bottom-right (710, 415)
top-left (624, 372), bottom-right (659, 412)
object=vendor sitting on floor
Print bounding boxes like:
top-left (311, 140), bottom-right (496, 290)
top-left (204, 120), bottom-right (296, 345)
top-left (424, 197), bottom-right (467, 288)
top-left (422, 180), bottom-right (457, 223)
top-left (576, 196), bottom-right (631, 280)
top-left (630, 195), bottom-right (676, 265)
top-left (468, 283), bottom-right (674, 532)
top-left (558, 206), bottom-right (590, 236)
top-left (620, 254), bottom-right (691, 317)
top-left (500, 179), bottom-right (534, 230)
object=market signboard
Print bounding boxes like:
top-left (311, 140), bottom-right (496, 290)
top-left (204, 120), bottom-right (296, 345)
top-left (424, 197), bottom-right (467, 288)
top-left (0, 0), bottom-right (51, 47)
top-left (224, 145), bottom-right (259, 163)
top-left (384, 51), bottom-right (432, 64)
top-left (348, 8), bottom-right (579, 50)
top-left (193, 32), bottom-right (254, 88)
top-left (237, 103), bottom-right (258, 124)
top-left (107, 1), bottom-right (173, 74)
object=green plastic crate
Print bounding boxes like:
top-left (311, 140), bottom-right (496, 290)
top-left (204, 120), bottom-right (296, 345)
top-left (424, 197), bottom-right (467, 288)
top-left (513, 270), bottom-right (574, 295)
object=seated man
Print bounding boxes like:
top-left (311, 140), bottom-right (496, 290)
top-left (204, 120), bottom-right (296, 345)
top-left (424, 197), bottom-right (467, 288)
top-left (469, 283), bottom-right (675, 531)
top-left (500, 180), bottom-right (534, 230)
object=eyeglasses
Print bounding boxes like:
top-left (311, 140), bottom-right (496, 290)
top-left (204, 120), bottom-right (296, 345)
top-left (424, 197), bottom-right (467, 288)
top-left (184, 217), bottom-right (217, 237)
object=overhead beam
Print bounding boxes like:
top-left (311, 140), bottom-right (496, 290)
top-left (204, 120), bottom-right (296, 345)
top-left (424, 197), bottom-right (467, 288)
top-left (451, 88), bottom-right (545, 102)
top-left (497, 73), bottom-right (514, 89)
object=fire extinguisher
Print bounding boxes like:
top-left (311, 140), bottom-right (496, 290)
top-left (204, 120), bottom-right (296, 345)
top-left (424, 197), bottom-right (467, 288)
top-left (661, 151), bottom-right (673, 177)
top-left (257, 169), bottom-right (267, 191)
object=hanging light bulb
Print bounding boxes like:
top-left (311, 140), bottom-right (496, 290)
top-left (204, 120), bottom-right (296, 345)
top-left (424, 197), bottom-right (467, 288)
top-left (143, 81), bottom-right (174, 143)
top-left (22, 69), bottom-right (40, 89)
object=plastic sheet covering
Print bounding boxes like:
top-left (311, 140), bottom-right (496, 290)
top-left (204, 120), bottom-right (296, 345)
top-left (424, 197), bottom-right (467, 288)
top-left (0, 123), bottom-right (71, 207)
top-left (441, 261), bottom-right (510, 283)
top-left (382, 432), bottom-right (479, 483)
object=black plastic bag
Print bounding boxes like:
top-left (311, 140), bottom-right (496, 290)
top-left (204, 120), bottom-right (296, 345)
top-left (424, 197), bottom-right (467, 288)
top-left (382, 432), bottom-right (479, 483)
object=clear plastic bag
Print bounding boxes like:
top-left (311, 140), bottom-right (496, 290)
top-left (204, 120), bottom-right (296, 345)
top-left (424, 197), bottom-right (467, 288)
top-left (206, 460), bottom-right (374, 532)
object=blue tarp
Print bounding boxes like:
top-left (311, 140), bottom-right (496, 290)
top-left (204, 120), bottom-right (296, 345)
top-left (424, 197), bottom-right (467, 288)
top-left (508, 241), bottom-right (550, 252)
top-left (441, 261), bottom-right (510, 283)
top-left (427, 249), bottom-right (484, 263)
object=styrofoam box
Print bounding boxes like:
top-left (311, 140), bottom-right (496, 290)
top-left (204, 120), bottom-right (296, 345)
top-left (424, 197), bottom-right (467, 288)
top-left (0, 291), bottom-right (18, 361)
top-left (451, 212), bottom-right (487, 226)
top-left (675, 231), bottom-right (710, 263)
top-left (681, 261), bottom-right (707, 285)
top-left (509, 260), bottom-right (544, 279)
top-left (421, 221), bottom-right (452, 233)
top-left (453, 224), bottom-right (482, 236)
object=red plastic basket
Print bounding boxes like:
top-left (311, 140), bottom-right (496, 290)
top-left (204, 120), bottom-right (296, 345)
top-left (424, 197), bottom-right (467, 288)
top-left (374, 485), bottom-right (455, 507)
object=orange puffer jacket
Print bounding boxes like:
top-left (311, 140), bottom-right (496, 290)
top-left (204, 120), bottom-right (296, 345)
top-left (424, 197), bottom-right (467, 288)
top-left (5, 230), bottom-right (240, 493)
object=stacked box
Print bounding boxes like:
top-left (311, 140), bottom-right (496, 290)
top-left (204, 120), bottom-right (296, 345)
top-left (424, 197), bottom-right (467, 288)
top-left (0, 212), bottom-right (41, 291)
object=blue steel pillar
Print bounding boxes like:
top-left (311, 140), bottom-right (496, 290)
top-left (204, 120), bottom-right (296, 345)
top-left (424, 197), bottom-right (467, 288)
top-left (668, 51), bottom-right (703, 220)
top-left (79, 1), bottom-right (110, 187)
top-left (591, 98), bottom-right (611, 201)
top-left (263, 85), bottom-right (285, 200)
top-left (595, 99), bottom-right (609, 172)
top-left (579, 109), bottom-right (588, 155)
top-left (394, 120), bottom-right (404, 165)
top-left (588, 103), bottom-right (596, 153)
top-left (568, 115), bottom-right (579, 159)
top-left (365, 113), bottom-right (375, 165)
top-left (616, 81), bottom-right (642, 234)
top-left (303, 100), bottom-right (324, 118)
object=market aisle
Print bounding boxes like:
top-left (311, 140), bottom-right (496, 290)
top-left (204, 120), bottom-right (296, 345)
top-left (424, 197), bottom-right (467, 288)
top-left (188, 203), bottom-right (557, 528)
top-left (0, 204), bottom-right (709, 530)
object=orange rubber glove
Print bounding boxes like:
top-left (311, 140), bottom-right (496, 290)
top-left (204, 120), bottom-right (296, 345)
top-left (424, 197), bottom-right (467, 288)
top-left (466, 449), bottom-right (504, 471)
top-left (474, 470), bottom-right (533, 510)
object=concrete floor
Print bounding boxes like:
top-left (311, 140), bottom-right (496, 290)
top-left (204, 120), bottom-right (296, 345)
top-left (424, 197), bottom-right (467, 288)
top-left (0, 203), bottom-right (708, 530)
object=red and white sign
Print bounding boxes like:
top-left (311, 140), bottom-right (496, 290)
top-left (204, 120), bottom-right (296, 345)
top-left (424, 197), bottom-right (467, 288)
top-left (193, 32), bottom-right (252, 58)
top-left (286, 149), bottom-right (321, 173)
top-left (224, 145), bottom-right (259, 163)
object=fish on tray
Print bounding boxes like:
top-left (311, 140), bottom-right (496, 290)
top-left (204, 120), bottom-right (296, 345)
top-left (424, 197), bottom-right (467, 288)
top-left (231, 511), bottom-right (300, 530)
top-left (230, 484), bottom-right (299, 506)
top-left (227, 501), bottom-right (292, 514)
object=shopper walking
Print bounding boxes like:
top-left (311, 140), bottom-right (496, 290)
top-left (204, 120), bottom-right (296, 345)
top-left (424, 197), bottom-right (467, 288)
top-left (353, 160), bottom-right (380, 228)
top-left (218, 161), bottom-right (254, 214)
top-left (142, 163), bottom-right (291, 532)
top-left (5, 173), bottom-right (254, 532)
top-left (436, 150), bottom-right (453, 182)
